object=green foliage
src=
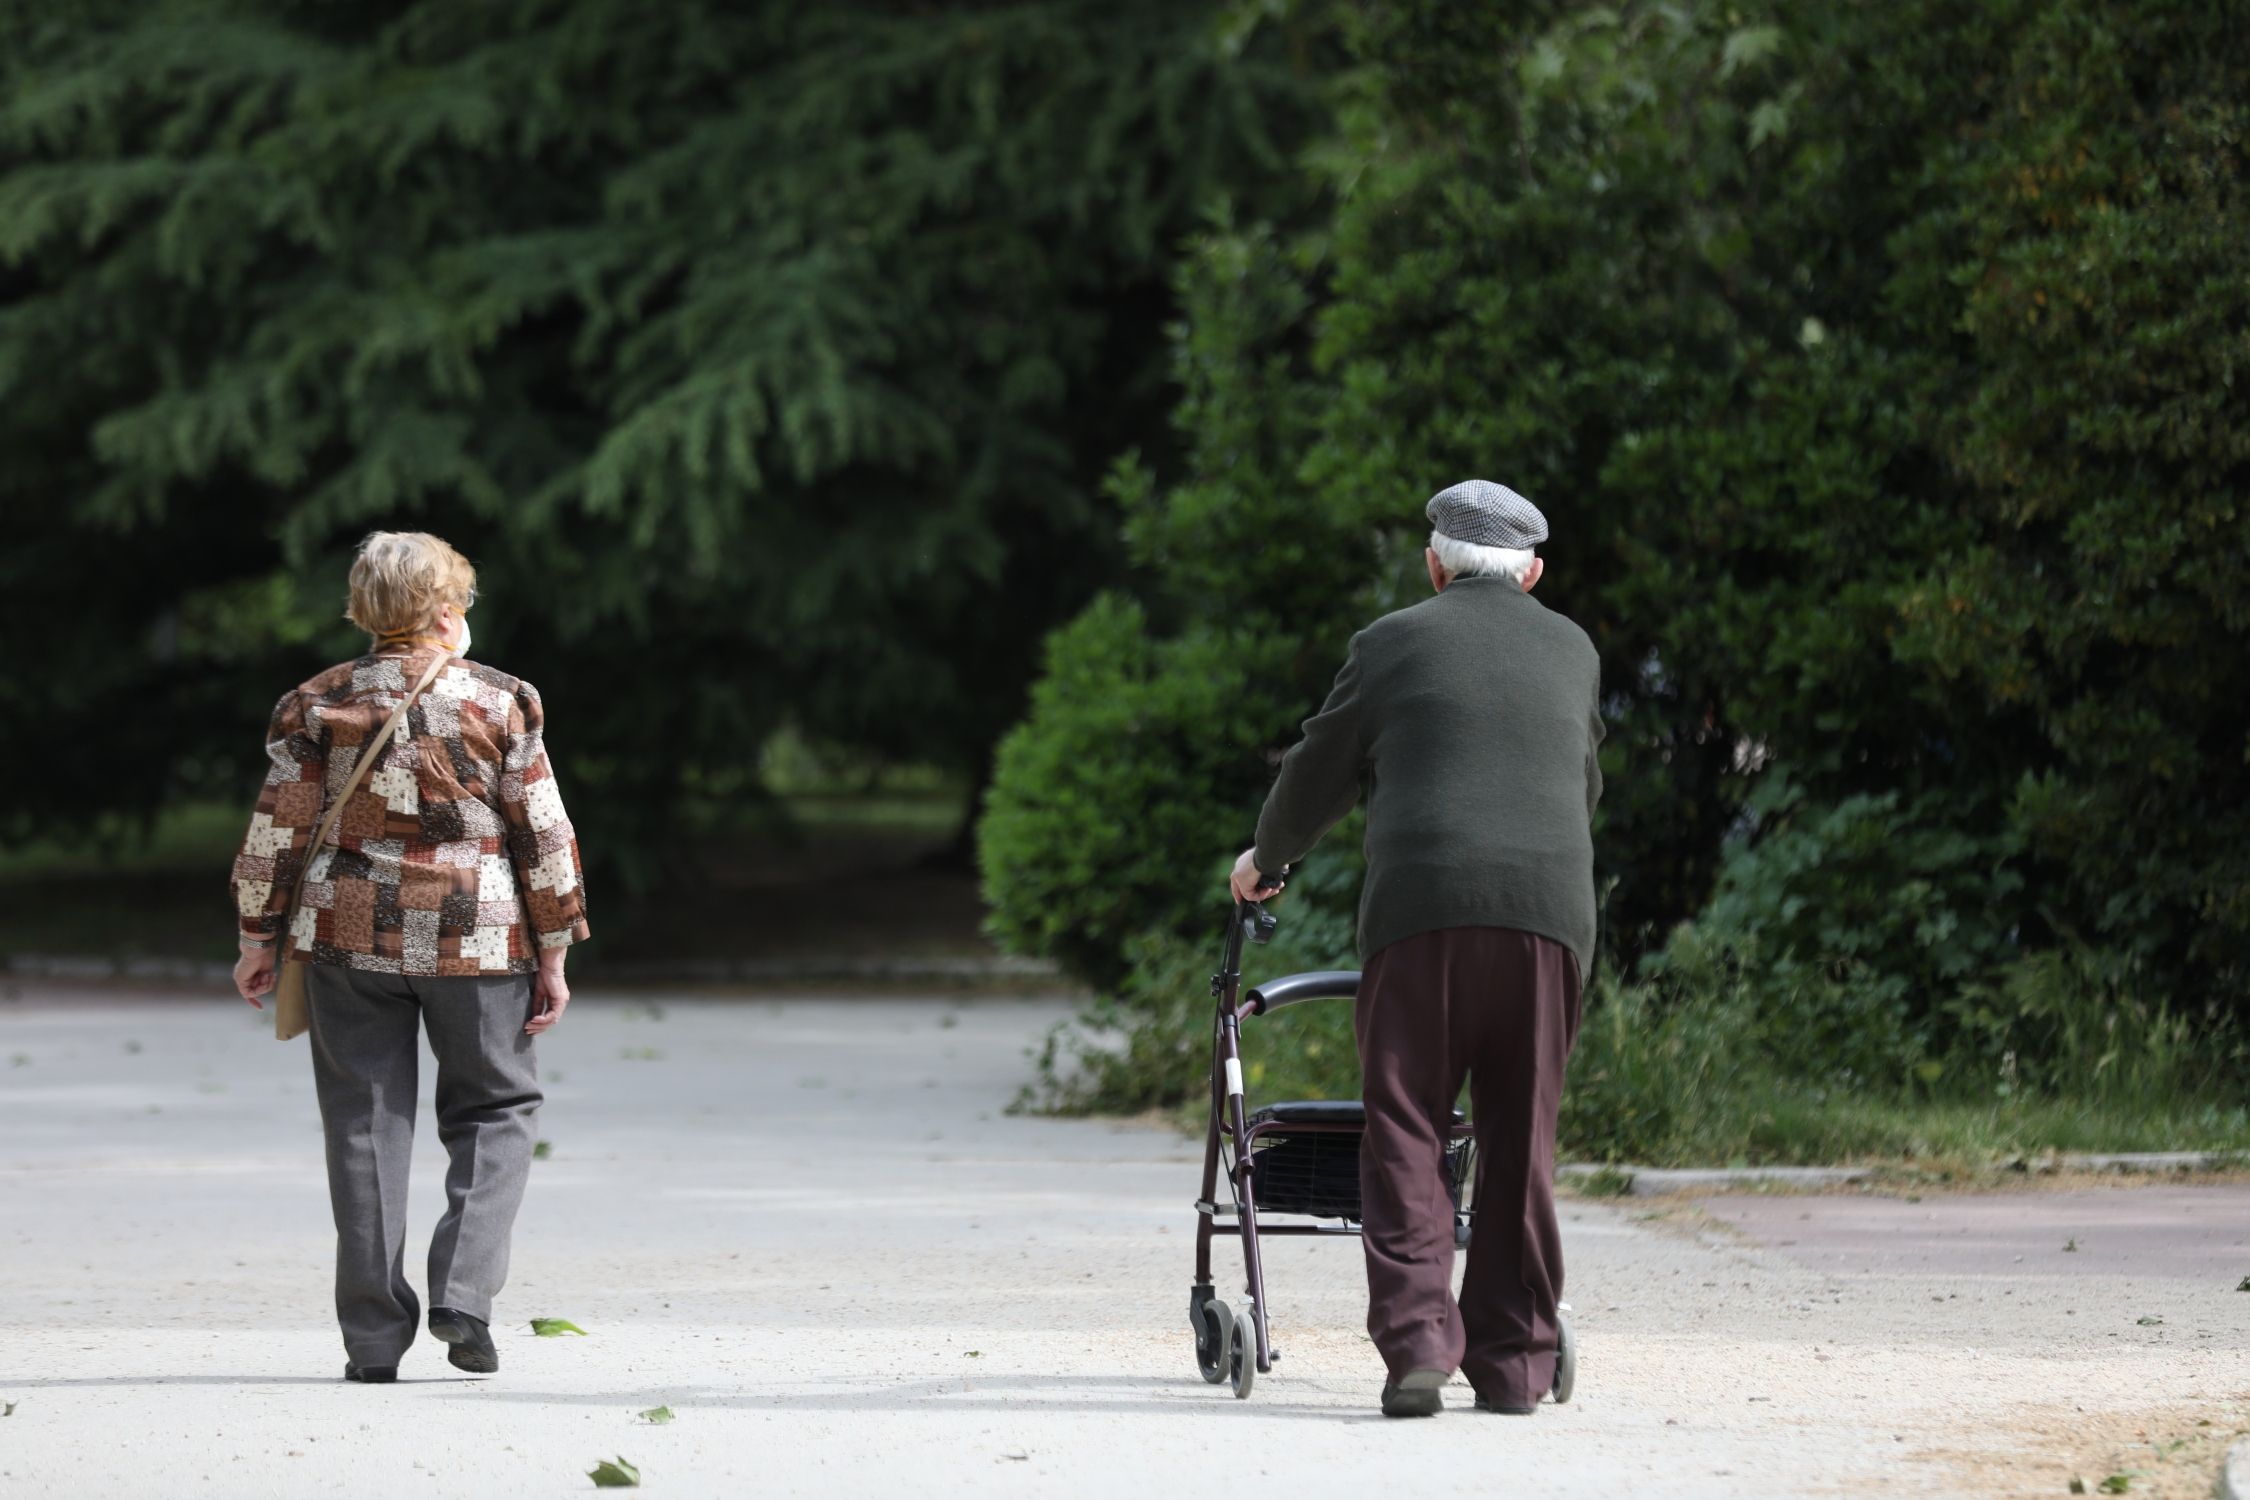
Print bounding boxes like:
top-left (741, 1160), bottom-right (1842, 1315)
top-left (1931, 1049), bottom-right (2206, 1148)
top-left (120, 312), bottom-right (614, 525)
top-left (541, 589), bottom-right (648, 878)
top-left (1016, 830), bottom-right (1361, 1112)
top-left (1887, 0), bottom-right (2250, 997)
top-left (979, 217), bottom-right (1364, 983)
top-left (0, 0), bottom-right (1330, 873)
top-left (1949, 946), bottom-right (2247, 1104)
top-left (987, 0), bottom-right (2250, 1141)
top-left (980, 597), bottom-right (1288, 988)
top-left (1027, 899), bottom-right (2250, 1166)
top-left (1648, 776), bottom-right (2025, 1085)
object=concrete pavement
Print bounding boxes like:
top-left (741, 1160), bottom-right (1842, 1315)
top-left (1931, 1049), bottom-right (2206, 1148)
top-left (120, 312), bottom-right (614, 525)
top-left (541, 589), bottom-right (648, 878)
top-left (1, 990), bottom-right (2244, 1497)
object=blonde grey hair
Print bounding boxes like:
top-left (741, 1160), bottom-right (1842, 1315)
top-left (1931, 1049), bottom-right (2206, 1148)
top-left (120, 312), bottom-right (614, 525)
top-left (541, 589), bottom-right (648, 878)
top-left (345, 531), bottom-right (477, 638)
top-left (1429, 529), bottom-right (1534, 585)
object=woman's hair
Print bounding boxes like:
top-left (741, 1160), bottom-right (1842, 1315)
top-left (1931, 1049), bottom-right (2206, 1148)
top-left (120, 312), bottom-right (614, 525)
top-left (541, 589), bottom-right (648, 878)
top-left (1429, 529), bottom-right (1534, 585)
top-left (344, 531), bottom-right (477, 638)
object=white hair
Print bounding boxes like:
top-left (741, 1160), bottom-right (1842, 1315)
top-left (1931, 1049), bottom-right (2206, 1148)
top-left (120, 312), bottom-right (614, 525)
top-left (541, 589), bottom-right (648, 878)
top-left (1429, 529), bottom-right (1535, 585)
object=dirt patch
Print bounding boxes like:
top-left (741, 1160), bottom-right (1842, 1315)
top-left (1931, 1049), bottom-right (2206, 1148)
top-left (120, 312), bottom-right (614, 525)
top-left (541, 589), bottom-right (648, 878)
top-left (1915, 1396), bottom-right (2250, 1498)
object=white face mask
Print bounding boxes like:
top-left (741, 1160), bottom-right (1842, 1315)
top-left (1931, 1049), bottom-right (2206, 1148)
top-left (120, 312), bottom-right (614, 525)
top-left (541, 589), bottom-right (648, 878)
top-left (451, 612), bottom-right (473, 659)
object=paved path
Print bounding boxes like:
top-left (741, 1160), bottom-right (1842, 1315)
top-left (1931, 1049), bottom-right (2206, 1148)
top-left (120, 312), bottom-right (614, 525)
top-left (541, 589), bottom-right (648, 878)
top-left (1, 991), bottom-right (2245, 1497)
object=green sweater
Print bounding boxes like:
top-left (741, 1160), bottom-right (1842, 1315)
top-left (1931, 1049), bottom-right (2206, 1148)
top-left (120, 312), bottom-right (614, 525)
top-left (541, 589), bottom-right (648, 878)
top-left (1252, 575), bottom-right (1605, 971)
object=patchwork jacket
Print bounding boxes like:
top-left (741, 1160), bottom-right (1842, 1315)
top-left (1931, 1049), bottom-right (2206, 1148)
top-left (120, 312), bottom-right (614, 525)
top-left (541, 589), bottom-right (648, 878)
top-left (231, 645), bottom-right (591, 976)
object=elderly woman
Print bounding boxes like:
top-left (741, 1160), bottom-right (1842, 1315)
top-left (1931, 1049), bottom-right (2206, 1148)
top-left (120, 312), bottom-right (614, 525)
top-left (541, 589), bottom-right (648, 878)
top-left (229, 531), bottom-right (589, 1384)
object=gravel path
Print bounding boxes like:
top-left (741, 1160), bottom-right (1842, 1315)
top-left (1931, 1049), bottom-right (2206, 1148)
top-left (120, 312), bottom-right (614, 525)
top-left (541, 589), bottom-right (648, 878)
top-left (1, 991), bottom-right (2244, 1497)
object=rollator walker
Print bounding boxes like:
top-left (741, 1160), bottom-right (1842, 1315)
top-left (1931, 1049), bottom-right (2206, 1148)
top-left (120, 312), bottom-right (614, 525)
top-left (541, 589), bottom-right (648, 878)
top-left (1187, 892), bottom-right (1578, 1403)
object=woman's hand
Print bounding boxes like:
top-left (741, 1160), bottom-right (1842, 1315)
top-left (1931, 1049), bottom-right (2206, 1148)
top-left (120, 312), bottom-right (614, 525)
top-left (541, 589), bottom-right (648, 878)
top-left (234, 941), bottom-right (278, 1009)
top-left (526, 950), bottom-right (571, 1036)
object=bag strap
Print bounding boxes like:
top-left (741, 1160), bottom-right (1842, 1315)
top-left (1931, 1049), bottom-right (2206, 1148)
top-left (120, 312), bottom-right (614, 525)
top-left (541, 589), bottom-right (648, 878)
top-left (288, 651), bottom-right (452, 910)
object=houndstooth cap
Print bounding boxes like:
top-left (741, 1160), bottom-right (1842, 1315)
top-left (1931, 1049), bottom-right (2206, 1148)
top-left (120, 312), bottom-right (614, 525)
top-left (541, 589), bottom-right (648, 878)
top-left (1425, 479), bottom-right (1547, 550)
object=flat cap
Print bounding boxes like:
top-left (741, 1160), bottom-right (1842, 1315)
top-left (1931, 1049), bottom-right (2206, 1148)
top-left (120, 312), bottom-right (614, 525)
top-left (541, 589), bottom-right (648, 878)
top-left (1426, 479), bottom-right (1547, 550)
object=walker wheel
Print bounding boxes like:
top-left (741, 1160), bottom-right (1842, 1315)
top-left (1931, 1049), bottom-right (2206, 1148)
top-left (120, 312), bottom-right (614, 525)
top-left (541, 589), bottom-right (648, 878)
top-left (1227, 1307), bottom-right (1257, 1400)
top-left (1194, 1297), bottom-right (1233, 1385)
top-left (1552, 1315), bottom-right (1576, 1405)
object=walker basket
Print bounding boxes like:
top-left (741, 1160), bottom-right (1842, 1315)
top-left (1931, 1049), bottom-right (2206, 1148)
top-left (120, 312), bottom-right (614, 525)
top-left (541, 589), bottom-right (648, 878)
top-left (1248, 1131), bottom-right (1474, 1222)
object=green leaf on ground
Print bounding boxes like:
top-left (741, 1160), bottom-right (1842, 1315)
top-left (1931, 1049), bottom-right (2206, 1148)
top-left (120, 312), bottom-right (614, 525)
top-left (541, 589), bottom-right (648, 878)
top-left (532, 1318), bottom-right (589, 1337)
top-left (533, 1141), bottom-right (553, 1160)
top-left (2097, 1476), bottom-right (2132, 1495)
top-left (2134, 1315), bottom-right (2162, 1326)
top-left (637, 1406), bottom-right (673, 1424)
top-left (3, 1400), bottom-right (15, 1416)
top-left (588, 1456), bottom-right (640, 1487)
top-left (965, 1350), bottom-right (981, 1357)
top-left (2063, 1238), bottom-right (2077, 1252)
top-left (2069, 1478), bottom-right (2087, 1494)
top-left (2236, 1276), bottom-right (2250, 1292)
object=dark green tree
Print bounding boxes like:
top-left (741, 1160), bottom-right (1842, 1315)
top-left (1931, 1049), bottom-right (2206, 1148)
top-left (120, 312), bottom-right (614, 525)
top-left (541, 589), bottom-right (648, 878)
top-left (0, 0), bottom-right (1330, 874)
top-left (985, 0), bottom-right (2250, 1083)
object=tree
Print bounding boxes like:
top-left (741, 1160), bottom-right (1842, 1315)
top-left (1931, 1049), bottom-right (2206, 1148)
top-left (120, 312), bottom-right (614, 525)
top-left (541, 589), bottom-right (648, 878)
top-left (985, 0), bottom-right (2250, 1064)
top-left (0, 0), bottom-right (1330, 872)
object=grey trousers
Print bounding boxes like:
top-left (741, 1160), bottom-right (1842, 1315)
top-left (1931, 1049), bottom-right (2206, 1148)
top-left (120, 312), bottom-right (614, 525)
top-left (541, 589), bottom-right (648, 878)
top-left (305, 964), bottom-right (542, 1367)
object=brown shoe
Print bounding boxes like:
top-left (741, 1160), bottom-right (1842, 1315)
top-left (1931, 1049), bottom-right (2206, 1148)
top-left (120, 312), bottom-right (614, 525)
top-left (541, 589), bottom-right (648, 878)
top-left (1473, 1390), bottom-right (1536, 1415)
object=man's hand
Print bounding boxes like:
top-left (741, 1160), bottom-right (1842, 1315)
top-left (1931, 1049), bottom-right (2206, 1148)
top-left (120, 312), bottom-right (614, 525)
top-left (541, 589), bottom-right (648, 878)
top-left (234, 941), bottom-right (277, 1009)
top-left (525, 950), bottom-right (571, 1036)
top-left (1229, 848), bottom-right (1285, 905)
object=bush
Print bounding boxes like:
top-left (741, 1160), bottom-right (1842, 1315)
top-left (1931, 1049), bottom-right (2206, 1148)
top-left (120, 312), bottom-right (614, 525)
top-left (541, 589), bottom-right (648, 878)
top-left (991, 0), bottom-right (2250, 1161)
top-left (1030, 901), bottom-right (2250, 1166)
top-left (978, 597), bottom-right (1296, 989)
top-left (1646, 775), bottom-right (2026, 1085)
top-left (1948, 946), bottom-right (2249, 1107)
top-left (1018, 830), bottom-right (1365, 1114)
top-left (979, 222), bottom-right (1370, 989)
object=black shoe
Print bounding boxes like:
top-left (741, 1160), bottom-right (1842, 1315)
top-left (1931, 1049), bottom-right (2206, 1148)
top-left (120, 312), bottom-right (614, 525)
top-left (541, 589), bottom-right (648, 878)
top-left (428, 1307), bottom-right (499, 1374)
top-left (343, 1363), bottom-right (397, 1384)
top-left (1380, 1367), bottom-right (1450, 1418)
top-left (1473, 1391), bottom-right (1537, 1415)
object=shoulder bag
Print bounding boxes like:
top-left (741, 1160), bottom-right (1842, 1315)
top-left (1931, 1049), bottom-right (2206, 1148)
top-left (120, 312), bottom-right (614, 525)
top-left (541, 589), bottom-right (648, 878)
top-left (271, 651), bottom-right (451, 1040)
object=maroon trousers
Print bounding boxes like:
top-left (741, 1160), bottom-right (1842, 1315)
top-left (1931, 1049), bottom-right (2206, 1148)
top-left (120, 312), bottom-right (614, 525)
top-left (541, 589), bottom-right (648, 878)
top-left (1355, 925), bottom-right (1582, 1405)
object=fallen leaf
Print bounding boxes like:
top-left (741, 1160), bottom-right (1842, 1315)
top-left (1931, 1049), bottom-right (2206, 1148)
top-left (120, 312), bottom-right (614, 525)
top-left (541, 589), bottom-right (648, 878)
top-left (588, 1456), bottom-right (640, 1488)
top-left (637, 1407), bottom-right (673, 1425)
top-left (533, 1142), bottom-right (554, 1160)
top-left (965, 1351), bottom-right (982, 1358)
top-left (2236, 1276), bottom-right (2250, 1292)
top-left (531, 1318), bottom-right (589, 1337)
top-left (2097, 1476), bottom-right (2131, 1495)
top-left (3, 1401), bottom-right (15, 1417)
top-left (2067, 1479), bottom-right (2085, 1495)
top-left (2063, 1238), bottom-right (2078, 1252)
top-left (1000, 1452), bottom-right (1029, 1462)
top-left (2135, 1315), bottom-right (2162, 1326)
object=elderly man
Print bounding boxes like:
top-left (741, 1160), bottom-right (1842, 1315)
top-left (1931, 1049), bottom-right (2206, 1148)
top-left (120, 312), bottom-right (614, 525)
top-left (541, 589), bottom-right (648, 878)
top-left (1229, 480), bottom-right (1603, 1418)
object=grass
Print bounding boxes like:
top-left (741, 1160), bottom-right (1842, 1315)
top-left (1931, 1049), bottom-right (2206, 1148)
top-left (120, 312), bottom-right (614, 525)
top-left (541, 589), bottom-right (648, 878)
top-left (0, 802), bottom-right (247, 879)
top-left (1020, 932), bottom-right (2250, 1171)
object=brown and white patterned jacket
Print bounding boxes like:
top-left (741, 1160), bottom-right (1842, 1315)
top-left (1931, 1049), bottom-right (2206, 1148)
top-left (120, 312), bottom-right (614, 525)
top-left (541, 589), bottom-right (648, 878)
top-left (230, 644), bottom-right (590, 976)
